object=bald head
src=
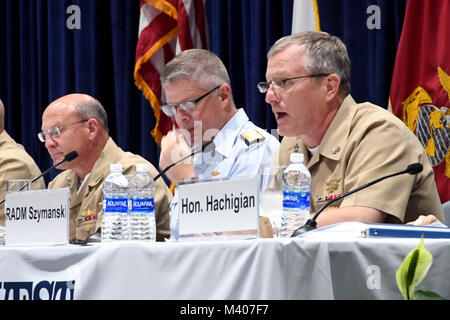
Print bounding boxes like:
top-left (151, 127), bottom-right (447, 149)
top-left (44, 93), bottom-right (109, 132)
top-left (48, 93), bottom-right (95, 111)
top-left (41, 93), bottom-right (110, 179)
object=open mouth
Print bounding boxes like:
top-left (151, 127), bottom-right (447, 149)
top-left (275, 112), bottom-right (288, 120)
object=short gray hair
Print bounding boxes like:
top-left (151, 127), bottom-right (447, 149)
top-left (161, 49), bottom-right (230, 90)
top-left (268, 31), bottom-right (351, 96)
top-left (75, 99), bottom-right (109, 132)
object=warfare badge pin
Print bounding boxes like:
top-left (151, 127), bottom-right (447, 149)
top-left (326, 178), bottom-right (341, 194)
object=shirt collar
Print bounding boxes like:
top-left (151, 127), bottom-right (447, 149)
top-left (318, 95), bottom-right (357, 161)
top-left (210, 108), bottom-right (249, 159)
top-left (87, 137), bottom-right (116, 187)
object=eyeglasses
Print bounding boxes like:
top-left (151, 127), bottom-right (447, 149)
top-left (38, 120), bottom-right (88, 142)
top-left (160, 85), bottom-right (222, 117)
top-left (257, 73), bottom-right (329, 93)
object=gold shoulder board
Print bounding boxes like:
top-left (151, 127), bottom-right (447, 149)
top-left (240, 129), bottom-right (265, 146)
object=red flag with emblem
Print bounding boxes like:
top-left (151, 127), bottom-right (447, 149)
top-left (134, 0), bottom-right (208, 145)
top-left (389, 0), bottom-right (450, 203)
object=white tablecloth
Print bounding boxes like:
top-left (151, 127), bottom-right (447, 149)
top-left (1, 223), bottom-right (449, 300)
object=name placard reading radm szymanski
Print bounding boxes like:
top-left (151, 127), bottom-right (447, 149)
top-left (5, 188), bottom-right (70, 246)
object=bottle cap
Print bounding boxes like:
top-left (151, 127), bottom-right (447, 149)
top-left (110, 163), bottom-right (123, 172)
top-left (290, 152), bottom-right (304, 163)
top-left (136, 163), bottom-right (149, 173)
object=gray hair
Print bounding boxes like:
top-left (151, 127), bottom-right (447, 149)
top-left (161, 49), bottom-right (230, 91)
top-left (75, 99), bottom-right (109, 132)
top-left (268, 31), bottom-right (351, 96)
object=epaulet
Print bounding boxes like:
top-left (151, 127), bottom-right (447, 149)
top-left (240, 129), bottom-right (265, 146)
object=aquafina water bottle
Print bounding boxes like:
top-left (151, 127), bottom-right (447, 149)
top-left (129, 163), bottom-right (156, 241)
top-left (281, 153), bottom-right (311, 237)
top-left (101, 163), bottom-right (129, 241)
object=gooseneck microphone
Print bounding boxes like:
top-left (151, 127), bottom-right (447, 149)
top-left (291, 162), bottom-right (423, 237)
top-left (31, 151), bottom-right (79, 186)
top-left (0, 151), bottom-right (79, 206)
top-left (154, 140), bottom-right (215, 181)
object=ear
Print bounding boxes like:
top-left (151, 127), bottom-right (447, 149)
top-left (86, 118), bottom-right (100, 139)
top-left (218, 84), bottom-right (232, 104)
top-left (325, 74), bottom-right (341, 101)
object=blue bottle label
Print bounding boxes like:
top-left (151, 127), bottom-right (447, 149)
top-left (104, 197), bottom-right (128, 214)
top-left (282, 191), bottom-right (310, 210)
top-left (131, 197), bottom-right (155, 214)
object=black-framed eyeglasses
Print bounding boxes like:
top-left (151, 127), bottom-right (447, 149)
top-left (38, 120), bottom-right (88, 142)
top-left (160, 85), bottom-right (222, 117)
top-left (257, 73), bottom-right (329, 93)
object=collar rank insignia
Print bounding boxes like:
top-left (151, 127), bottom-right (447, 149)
top-left (210, 170), bottom-right (220, 177)
top-left (326, 178), bottom-right (341, 194)
top-left (66, 177), bottom-right (72, 188)
top-left (240, 129), bottom-right (265, 146)
top-left (332, 146), bottom-right (341, 154)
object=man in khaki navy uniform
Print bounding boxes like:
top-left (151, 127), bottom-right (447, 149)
top-left (158, 49), bottom-right (280, 240)
top-left (0, 99), bottom-right (46, 225)
top-left (263, 31), bottom-right (444, 229)
top-left (41, 94), bottom-right (172, 242)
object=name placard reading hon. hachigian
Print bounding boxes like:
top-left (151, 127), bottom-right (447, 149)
top-left (4, 188), bottom-right (70, 246)
top-left (178, 177), bottom-right (259, 240)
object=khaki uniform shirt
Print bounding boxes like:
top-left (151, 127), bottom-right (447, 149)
top-left (273, 95), bottom-right (444, 224)
top-left (48, 138), bottom-right (172, 242)
top-left (0, 130), bottom-right (46, 225)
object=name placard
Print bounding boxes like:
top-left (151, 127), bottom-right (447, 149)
top-left (4, 188), bottom-right (70, 246)
top-left (178, 177), bottom-right (259, 240)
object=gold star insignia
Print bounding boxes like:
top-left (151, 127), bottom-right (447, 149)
top-left (210, 171), bottom-right (220, 177)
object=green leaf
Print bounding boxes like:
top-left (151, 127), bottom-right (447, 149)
top-left (414, 290), bottom-right (446, 300)
top-left (396, 237), bottom-right (433, 300)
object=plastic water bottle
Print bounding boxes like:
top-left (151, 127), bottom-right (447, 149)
top-left (129, 163), bottom-right (156, 241)
top-left (102, 164), bottom-right (130, 241)
top-left (281, 153), bottom-right (311, 237)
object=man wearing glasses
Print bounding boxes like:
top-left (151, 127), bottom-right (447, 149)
top-left (158, 49), bottom-right (280, 240)
top-left (0, 99), bottom-right (46, 226)
top-left (262, 31), bottom-right (444, 228)
top-left (40, 94), bottom-right (173, 243)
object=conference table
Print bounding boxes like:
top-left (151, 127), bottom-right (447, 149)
top-left (0, 222), bottom-right (449, 300)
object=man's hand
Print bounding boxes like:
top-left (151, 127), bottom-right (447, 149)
top-left (159, 130), bottom-right (196, 185)
top-left (407, 214), bottom-right (438, 226)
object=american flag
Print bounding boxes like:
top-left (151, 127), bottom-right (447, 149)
top-left (134, 0), bottom-right (208, 145)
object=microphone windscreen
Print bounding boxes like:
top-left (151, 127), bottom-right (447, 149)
top-left (406, 163), bottom-right (423, 175)
top-left (64, 151), bottom-right (79, 162)
top-left (202, 141), bottom-right (215, 153)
